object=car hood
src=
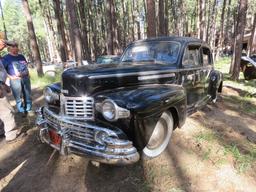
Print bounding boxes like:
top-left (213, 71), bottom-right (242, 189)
top-left (62, 63), bottom-right (177, 96)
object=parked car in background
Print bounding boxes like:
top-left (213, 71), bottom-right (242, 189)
top-left (37, 37), bottom-right (223, 165)
top-left (241, 55), bottom-right (256, 80)
top-left (96, 55), bottom-right (120, 64)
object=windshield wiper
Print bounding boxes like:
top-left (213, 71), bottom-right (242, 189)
top-left (136, 59), bottom-right (155, 62)
top-left (121, 59), bottom-right (134, 62)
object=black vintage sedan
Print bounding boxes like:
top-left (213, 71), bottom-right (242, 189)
top-left (37, 37), bottom-right (223, 165)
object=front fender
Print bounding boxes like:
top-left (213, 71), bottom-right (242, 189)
top-left (94, 84), bottom-right (187, 150)
top-left (94, 84), bottom-right (187, 127)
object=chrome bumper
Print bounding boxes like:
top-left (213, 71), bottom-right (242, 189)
top-left (36, 107), bottom-right (140, 165)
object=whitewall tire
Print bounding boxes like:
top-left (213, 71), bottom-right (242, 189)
top-left (143, 111), bottom-right (174, 158)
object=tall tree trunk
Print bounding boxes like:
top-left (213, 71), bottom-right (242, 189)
top-left (112, 1), bottom-right (119, 53)
top-left (209, 0), bottom-right (217, 49)
top-left (249, 13), bottom-right (256, 56)
top-left (121, 0), bottom-right (127, 48)
top-left (179, 0), bottom-right (185, 36)
top-left (164, 0), bottom-right (169, 35)
top-left (230, 0), bottom-right (248, 80)
top-left (0, 1), bottom-right (7, 39)
top-left (131, 0), bottom-right (135, 41)
top-left (206, 0), bottom-right (211, 43)
top-left (53, 0), bottom-right (68, 63)
top-left (88, 0), bottom-right (97, 59)
top-left (93, 2), bottom-right (99, 58)
top-left (224, 0), bottom-right (232, 47)
top-left (199, 0), bottom-right (206, 40)
top-left (79, 1), bottom-right (91, 60)
top-left (106, 0), bottom-right (114, 54)
top-left (216, 0), bottom-right (227, 60)
top-left (106, 0), bottom-right (116, 55)
top-left (135, 1), bottom-right (141, 40)
top-left (143, 0), bottom-right (147, 36)
top-left (158, 0), bottom-right (165, 36)
top-left (66, 0), bottom-right (83, 65)
top-left (192, 3), bottom-right (197, 33)
top-left (196, 0), bottom-right (200, 38)
top-left (146, 0), bottom-right (156, 37)
top-left (171, 0), bottom-right (178, 35)
top-left (39, 0), bottom-right (59, 62)
top-left (43, 20), bottom-right (54, 62)
top-left (21, 0), bottom-right (43, 76)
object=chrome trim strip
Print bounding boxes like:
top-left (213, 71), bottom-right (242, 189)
top-left (138, 73), bottom-right (175, 81)
top-left (43, 107), bottom-right (118, 137)
top-left (88, 66), bottom-right (213, 79)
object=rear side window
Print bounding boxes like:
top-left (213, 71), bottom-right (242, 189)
top-left (182, 45), bottom-right (201, 68)
top-left (202, 47), bottom-right (213, 65)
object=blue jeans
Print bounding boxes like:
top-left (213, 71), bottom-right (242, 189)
top-left (10, 76), bottom-right (32, 113)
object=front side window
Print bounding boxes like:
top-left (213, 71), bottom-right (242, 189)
top-left (182, 45), bottom-right (201, 67)
top-left (121, 41), bottom-right (180, 65)
top-left (202, 47), bottom-right (213, 65)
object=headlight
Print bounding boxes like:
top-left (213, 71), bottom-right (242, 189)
top-left (44, 87), bottom-right (59, 103)
top-left (101, 99), bottom-right (130, 122)
top-left (102, 100), bottom-right (116, 121)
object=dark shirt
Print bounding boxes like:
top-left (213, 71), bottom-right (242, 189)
top-left (2, 54), bottom-right (29, 77)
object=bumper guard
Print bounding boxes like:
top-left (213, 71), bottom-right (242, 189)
top-left (36, 107), bottom-right (140, 165)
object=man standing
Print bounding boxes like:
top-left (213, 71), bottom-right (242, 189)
top-left (0, 39), bottom-right (18, 141)
top-left (2, 42), bottom-right (32, 114)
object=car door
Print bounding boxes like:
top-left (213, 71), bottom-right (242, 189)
top-left (180, 44), bottom-right (204, 109)
top-left (200, 46), bottom-right (214, 98)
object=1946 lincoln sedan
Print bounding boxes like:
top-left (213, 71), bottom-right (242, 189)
top-left (36, 37), bottom-right (223, 165)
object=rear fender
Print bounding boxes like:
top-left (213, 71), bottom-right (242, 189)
top-left (208, 70), bottom-right (223, 98)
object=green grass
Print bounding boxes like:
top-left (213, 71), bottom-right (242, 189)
top-left (214, 57), bottom-right (256, 117)
top-left (222, 95), bottom-right (256, 116)
top-left (215, 57), bottom-right (256, 95)
top-left (194, 130), bottom-right (256, 172)
top-left (215, 56), bottom-right (232, 74)
top-left (195, 131), bottom-right (218, 143)
top-left (30, 69), bottom-right (61, 89)
top-left (224, 144), bottom-right (256, 173)
top-left (202, 148), bottom-right (212, 161)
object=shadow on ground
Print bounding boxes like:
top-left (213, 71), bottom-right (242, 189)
top-left (1, 85), bottom-right (256, 192)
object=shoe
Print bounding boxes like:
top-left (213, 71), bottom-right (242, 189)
top-left (6, 132), bottom-right (27, 144)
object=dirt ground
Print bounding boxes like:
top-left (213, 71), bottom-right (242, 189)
top-left (0, 85), bottom-right (256, 192)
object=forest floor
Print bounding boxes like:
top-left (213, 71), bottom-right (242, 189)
top-left (0, 59), bottom-right (256, 192)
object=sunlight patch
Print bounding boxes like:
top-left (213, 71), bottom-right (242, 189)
top-left (0, 160), bottom-right (27, 190)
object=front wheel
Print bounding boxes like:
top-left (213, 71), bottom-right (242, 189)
top-left (143, 111), bottom-right (174, 158)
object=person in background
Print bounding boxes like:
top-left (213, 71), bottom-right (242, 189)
top-left (2, 42), bottom-right (32, 114)
top-left (0, 39), bottom-right (18, 141)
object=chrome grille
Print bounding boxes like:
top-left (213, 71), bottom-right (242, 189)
top-left (43, 107), bottom-right (114, 145)
top-left (64, 96), bottom-right (94, 120)
top-left (43, 107), bottom-right (95, 143)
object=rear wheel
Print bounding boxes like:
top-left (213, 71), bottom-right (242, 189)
top-left (143, 111), bottom-right (174, 158)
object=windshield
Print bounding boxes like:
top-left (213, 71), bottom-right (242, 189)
top-left (121, 41), bottom-right (180, 65)
top-left (96, 56), bottom-right (120, 64)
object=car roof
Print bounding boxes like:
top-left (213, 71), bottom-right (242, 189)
top-left (131, 36), bottom-right (204, 44)
top-left (98, 55), bottom-right (120, 58)
top-left (127, 36), bottom-right (211, 50)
